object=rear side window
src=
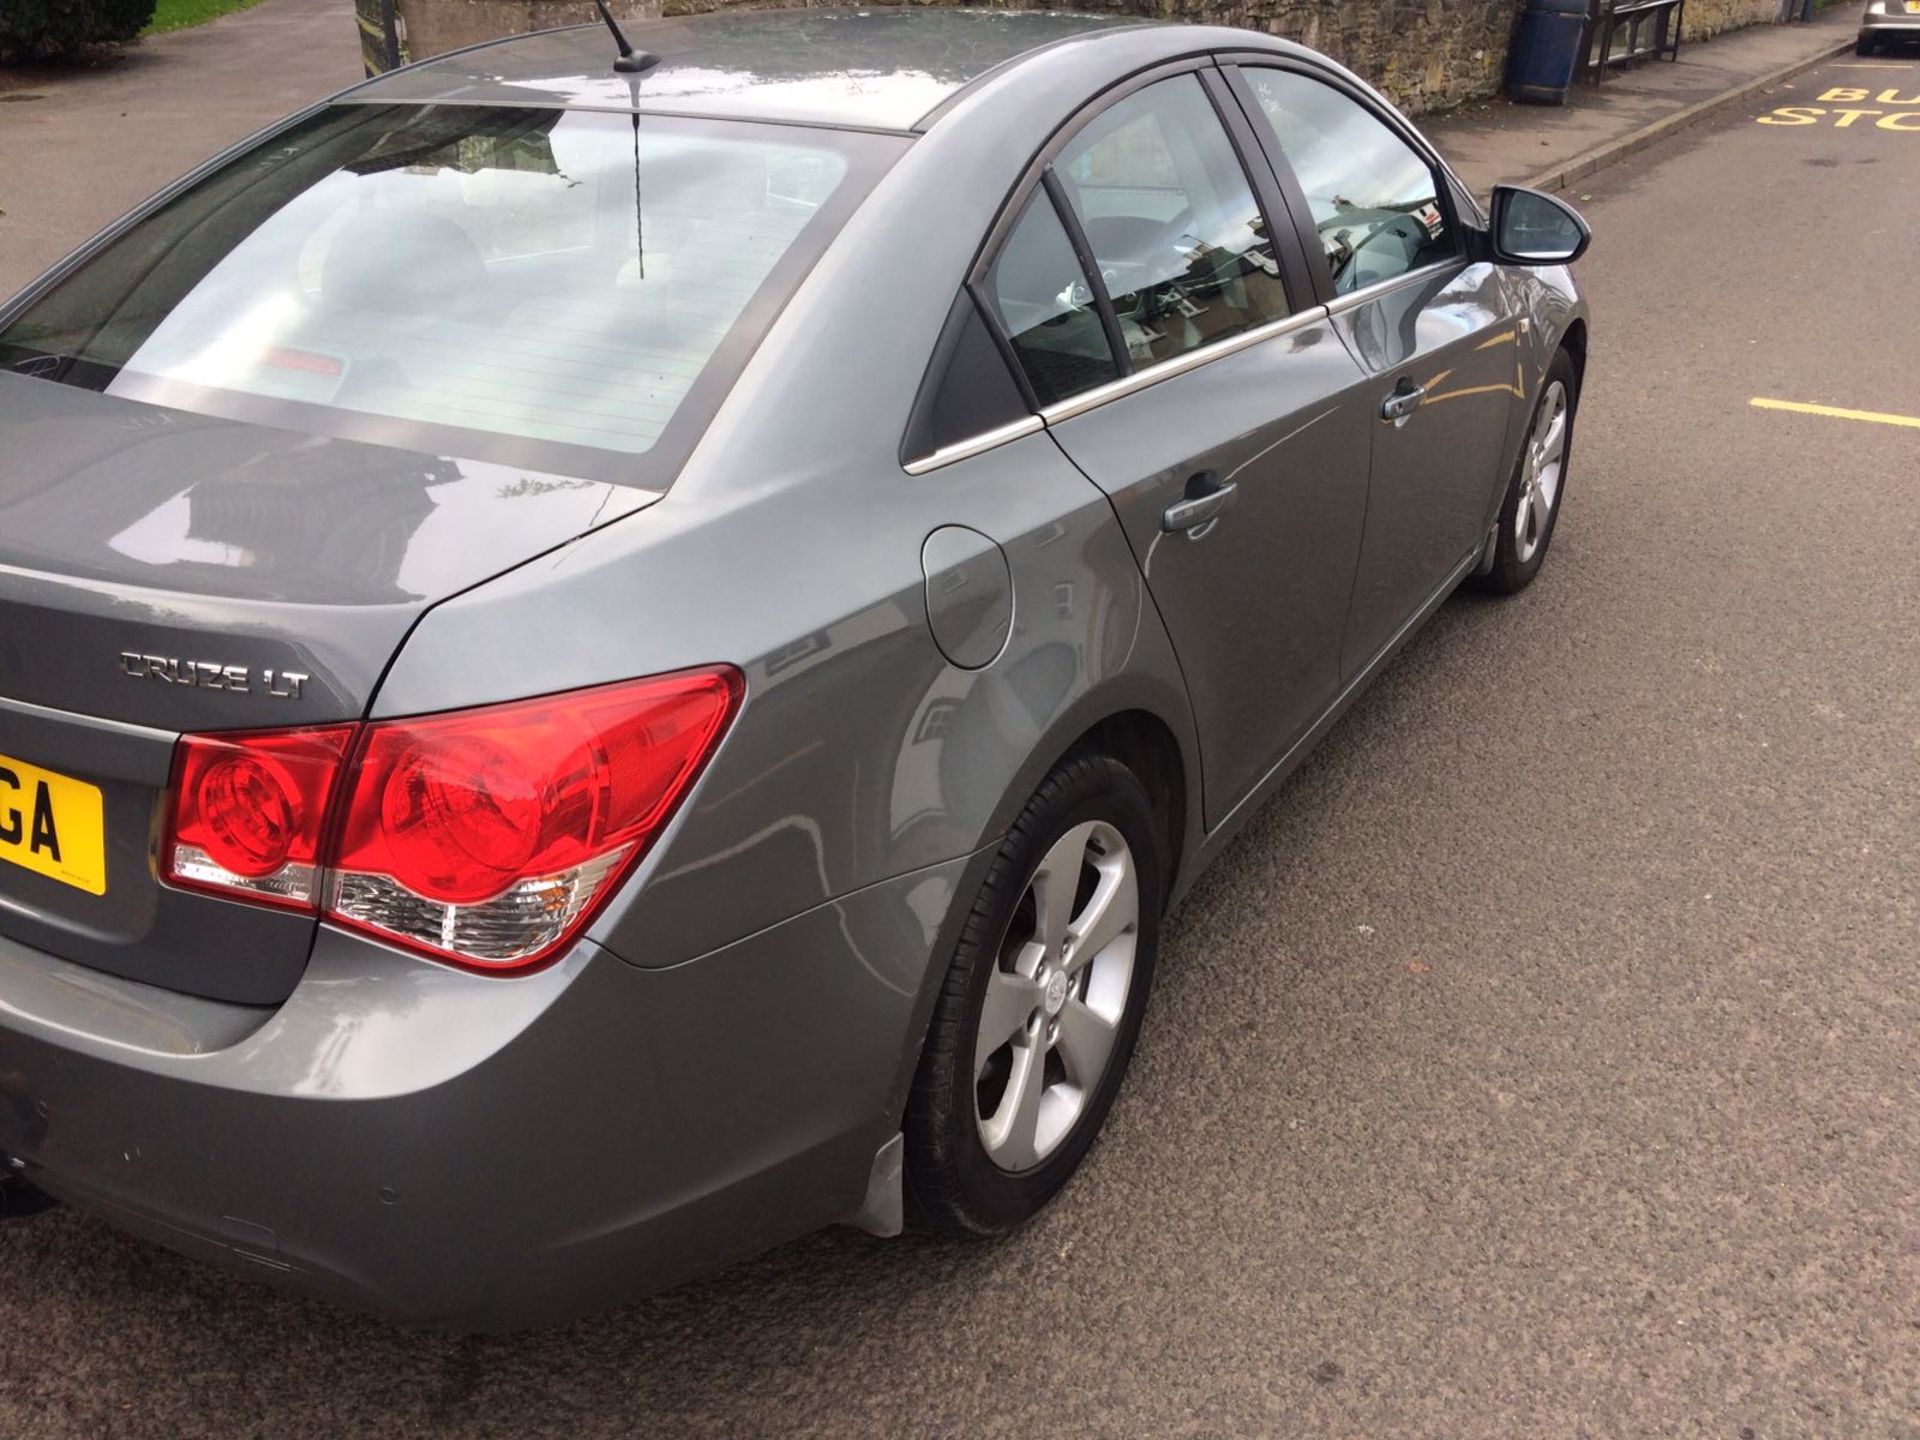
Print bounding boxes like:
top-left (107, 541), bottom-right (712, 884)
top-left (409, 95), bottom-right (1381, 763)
top-left (901, 290), bottom-right (1031, 466)
top-left (1053, 74), bottom-right (1291, 369)
top-left (1239, 68), bottom-right (1455, 295)
top-left (0, 105), bottom-right (901, 483)
top-left (986, 190), bottom-right (1120, 407)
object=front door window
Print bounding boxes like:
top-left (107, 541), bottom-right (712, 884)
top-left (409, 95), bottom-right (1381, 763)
top-left (1240, 68), bottom-right (1455, 295)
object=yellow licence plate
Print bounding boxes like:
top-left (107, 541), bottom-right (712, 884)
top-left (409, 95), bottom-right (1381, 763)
top-left (0, 752), bottom-right (106, 896)
top-left (1908, 2), bottom-right (1920, 14)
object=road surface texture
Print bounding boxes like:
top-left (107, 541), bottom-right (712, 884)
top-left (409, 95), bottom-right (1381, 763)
top-left (3, 35), bottom-right (1919, 1440)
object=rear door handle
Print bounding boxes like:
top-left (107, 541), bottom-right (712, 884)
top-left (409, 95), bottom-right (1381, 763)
top-left (1381, 380), bottom-right (1427, 425)
top-left (1162, 475), bottom-right (1239, 534)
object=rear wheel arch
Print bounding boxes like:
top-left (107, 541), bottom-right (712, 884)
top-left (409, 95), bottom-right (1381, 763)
top-left (903, 746), bottom-right (1165, 1234)
top-left (876, 694), bottom-right (1195, 1131)
top-left (976, 686), bottom-right (1198, 917)
top-left (1077, 708), bottom-right (1189, 903)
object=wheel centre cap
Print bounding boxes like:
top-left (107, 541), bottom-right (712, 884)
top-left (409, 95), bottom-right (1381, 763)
top-left (1043, 969), bottom-right (1069, 1016)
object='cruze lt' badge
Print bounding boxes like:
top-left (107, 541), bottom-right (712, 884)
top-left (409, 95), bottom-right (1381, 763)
top-left (119, 652), bottom-right (308, 700)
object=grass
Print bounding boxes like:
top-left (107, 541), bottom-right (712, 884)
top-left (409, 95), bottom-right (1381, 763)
top-left (144, 0), bottom-right (270, 35)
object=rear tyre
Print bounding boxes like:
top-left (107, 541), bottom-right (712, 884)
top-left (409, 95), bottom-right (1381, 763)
top-left (1470, 347), bottom-right (1579, 596)
top-left (905, 752), bottom-right (1162, 1236)
top-left (0, 1177), bottom-right (57, 1223)
top-left (1856, 34), bottom-right (1876, 56)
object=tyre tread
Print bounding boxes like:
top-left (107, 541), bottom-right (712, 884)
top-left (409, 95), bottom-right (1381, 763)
top-left (1469, 346), bottom-right (1581, 597)
top-left (904, 750), bottom-right (1157, 1237)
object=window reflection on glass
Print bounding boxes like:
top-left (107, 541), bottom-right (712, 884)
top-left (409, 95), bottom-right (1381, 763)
top-left (1243, 69), bottom-right (1454, 295)
top-left (0, 106), bottom-right (861, 472)
top-left (1497, 189), bottom-right (1585, 260)
top-left (986, 191), bottom-right (1119, 406)
top-left (1054, 74), bottom-right (1289, 369)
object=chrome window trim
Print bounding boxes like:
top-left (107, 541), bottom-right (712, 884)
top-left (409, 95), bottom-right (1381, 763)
top-left (901, 302), bottom-right (1337, 469)
top-left (1038, 304), bottom-right (1329, 425)
top-left (1322, 258), bottom-right (1466, 317)
top-left (910, 47), bottom-right (1434, 472)
top-left (901, 415), bottom-right (1045, 475)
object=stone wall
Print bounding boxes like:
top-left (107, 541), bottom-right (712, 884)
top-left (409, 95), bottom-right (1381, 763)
top-left (359, 0), bottom-right (1796, 116)
top-left (1680, 0), bottom-right (1782, 40)
top-left (1037, 0), bottom-right (1526, 114)
top-left (660, 0), bottom-right (1529, 113)
top-left (355, 0), bottom-right (652, 73)
top-left (395, 1), bottom-right (649, 61)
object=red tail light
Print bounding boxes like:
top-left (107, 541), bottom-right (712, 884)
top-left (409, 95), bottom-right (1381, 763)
top-left (328, 669), bottom-right (741, 969)
top-left (164, 726), bottom-right (356, 910)
top-left (161, 668), bottom-right (742, 973)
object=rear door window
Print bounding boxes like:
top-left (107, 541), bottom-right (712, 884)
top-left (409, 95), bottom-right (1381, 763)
top-left (1053, 73), bottom-right (1292, 370)
top-left (0, 106), bottom-right (902, 483)
top-left (985, 190), bottom-right (1120, 407)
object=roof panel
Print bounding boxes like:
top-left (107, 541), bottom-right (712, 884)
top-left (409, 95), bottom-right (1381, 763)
top-left (352, 8), bottom-right (1142, 130)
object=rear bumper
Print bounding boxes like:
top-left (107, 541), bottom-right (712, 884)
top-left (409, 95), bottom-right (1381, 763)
top-left (1862, 15), bottom-right (1920, 33)
top-left (0, 848), bottom-right (984, 1330)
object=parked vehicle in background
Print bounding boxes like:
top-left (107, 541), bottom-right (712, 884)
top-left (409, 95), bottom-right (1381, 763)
top-left (0, 7), bottom-right (1590, 1329)
top-left (1859, 0), bottom-right (1920, 53)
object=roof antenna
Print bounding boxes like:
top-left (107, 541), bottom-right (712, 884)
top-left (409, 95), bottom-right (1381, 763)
top-left (592, 0), bottom-right (657, 74)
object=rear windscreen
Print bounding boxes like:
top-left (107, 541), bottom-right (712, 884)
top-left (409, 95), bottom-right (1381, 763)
top-left (0, 105), bottom-right (901, 483)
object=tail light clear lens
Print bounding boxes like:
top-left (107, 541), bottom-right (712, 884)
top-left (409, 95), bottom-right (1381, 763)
top-left (160, 668), bottom-right (742, 973)
top-left (328, 669), bottom-right (741, 969)
top-left (164, 726), bottom-right (356, 910)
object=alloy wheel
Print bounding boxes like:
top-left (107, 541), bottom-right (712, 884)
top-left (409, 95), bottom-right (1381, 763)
top-left (973, 820), bottom-right (1140, 1173)
top-left (1515, 379), bottom-right (1569, 565)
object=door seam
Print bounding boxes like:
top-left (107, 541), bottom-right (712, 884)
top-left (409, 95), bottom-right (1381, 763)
top-left (1038, 427), bottom-right (1213, 829)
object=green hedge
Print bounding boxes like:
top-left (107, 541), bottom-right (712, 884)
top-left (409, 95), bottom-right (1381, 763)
top-left (0, 0), bottom-right (159, 62)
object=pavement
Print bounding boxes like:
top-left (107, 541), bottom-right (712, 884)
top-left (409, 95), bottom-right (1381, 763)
top-left (1428, 4), bottom-right (1862, 196)
top-left (4, 6), bottom-right (1920, 1438)
top-left (0, 0), bottom-right (362, 301)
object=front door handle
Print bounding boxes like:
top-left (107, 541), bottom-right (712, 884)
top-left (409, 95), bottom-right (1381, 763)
top-left (1381, 378), bottom-right (1427, 426)
top-left (1163, 473), bottom-right (1239, 534)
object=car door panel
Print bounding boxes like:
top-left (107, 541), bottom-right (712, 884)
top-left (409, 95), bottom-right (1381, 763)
top-left (970, 67), bottom-right (1373, 827)
top-left (1225, 61), bottom-right (1526, 679)
top-left (1045, 320), bottom-right (1373, 824)
top-left (1330, 262), bottom-right (1520, 673)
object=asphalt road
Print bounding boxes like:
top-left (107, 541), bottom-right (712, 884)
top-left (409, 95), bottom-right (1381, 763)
top-left (5, 47), bottom-right (1920, 1440)
top-left (0, 0), bottom-right (362, 301)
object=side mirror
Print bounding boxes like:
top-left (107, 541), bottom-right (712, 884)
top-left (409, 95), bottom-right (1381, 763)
top-left (1490, 185), bottom-right (1592, 265)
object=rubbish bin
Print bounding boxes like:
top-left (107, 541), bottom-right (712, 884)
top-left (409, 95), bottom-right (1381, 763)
top-left (1507, 0), bottom-right (1591, 105)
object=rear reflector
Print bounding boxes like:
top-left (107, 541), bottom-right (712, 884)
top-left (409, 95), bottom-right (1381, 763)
top-left (160, 668), bottom-right (742, 973)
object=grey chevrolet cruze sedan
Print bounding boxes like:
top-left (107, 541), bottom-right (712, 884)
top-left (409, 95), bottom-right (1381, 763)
top-left (0, 8), bottom-right (1591, 1328)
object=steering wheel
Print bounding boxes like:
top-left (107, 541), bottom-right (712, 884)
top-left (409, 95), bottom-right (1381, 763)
top-left (1080, 208), bottom-right (1197, 311)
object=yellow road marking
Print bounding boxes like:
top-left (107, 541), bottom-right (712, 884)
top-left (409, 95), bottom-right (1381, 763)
top-left (1750, 398), bottom-right (1920, 430)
